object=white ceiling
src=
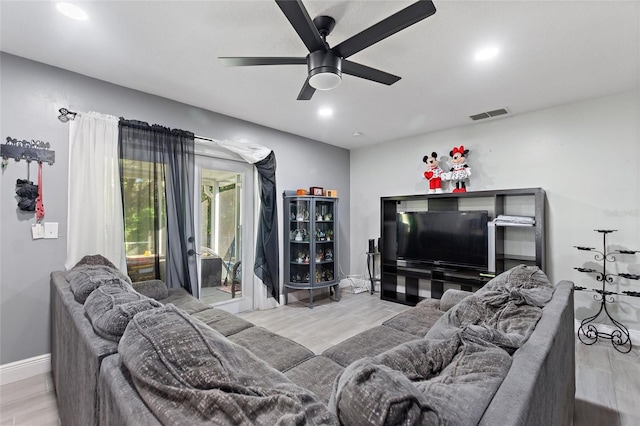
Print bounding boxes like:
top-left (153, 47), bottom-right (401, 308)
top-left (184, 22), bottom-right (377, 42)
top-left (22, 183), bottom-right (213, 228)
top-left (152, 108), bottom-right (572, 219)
top-left (1, 1), bottom-right (639, 149)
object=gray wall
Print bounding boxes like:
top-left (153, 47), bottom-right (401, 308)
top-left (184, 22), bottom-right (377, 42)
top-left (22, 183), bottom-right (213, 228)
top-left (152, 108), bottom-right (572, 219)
top-left (0, 53), bottom-right (350, 364)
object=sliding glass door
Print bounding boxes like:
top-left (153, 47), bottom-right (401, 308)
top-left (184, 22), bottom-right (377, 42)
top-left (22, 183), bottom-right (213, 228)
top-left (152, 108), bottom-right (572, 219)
top-left (195, 155), bottom-right (254, 312)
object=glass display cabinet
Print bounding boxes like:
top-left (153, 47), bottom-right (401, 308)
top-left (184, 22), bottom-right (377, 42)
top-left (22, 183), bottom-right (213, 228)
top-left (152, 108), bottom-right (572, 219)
top-left (283, 194), bottom-right (339, 308)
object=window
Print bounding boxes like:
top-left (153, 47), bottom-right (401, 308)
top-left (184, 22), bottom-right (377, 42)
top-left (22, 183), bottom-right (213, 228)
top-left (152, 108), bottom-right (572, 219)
top-left (121, 159), bottom-right (166, 282)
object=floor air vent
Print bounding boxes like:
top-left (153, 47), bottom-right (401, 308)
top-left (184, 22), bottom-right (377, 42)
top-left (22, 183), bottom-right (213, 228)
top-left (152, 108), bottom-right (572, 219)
top-left (470, 108), bottom-right (509, 121)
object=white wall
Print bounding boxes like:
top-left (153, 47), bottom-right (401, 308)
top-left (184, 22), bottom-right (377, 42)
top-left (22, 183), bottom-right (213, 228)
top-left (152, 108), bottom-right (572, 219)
top-left (350, 90), bottom-right (640, 331)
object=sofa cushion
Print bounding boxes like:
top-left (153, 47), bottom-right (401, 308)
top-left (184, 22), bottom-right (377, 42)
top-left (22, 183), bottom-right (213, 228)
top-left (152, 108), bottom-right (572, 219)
top-left (119, 304), bottom-right (338, 425)
top-left (439, 289), bottom-right (474, 312)
top-left (382, 304), bottom-right (445, 337)
top-left (227, 326), bottom-right (315, 372)
top-left (157, 288), bottom-right (211, 315)
top-left (84, 284), bottom-right (162, 342)
top-left (329, 327), bottom-right (512, 426)
top-left (322, 326), bottom-right (417, 367)
top-left (284, 356), bottom-right (345, 404)
top-left (191, 308), bottom-right (253, 337)
top-left (67, 265), bottom-right (133, 304)
top-left (132, 279), bottom-right (168, 300)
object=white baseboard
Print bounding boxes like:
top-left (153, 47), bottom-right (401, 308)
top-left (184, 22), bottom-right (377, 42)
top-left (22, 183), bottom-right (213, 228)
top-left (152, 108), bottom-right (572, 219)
top-left (574, 320), bottom-right (640, 342)
top-left (0, 353), bottom-right (51, 386)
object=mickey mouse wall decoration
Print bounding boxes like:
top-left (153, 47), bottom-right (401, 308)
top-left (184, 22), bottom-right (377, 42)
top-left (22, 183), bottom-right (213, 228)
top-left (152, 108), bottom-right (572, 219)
top-left (422, 152), bottom-right (444, 193)
top-left (445, 145), bottom-right (471, 192)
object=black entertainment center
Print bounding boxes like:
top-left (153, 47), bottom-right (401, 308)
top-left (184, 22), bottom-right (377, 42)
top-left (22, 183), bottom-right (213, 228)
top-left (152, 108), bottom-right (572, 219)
top-left (380, 188), bottom-right (545, 305)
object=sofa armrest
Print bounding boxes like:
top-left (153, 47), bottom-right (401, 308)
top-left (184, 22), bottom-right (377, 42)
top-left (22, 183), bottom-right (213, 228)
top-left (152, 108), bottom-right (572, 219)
top-left (132, 279), bottom-right (168, 300)
top-left (439, 289), bottom-right (473, 311)
top-left (415, 298), bottom-right (442, 310)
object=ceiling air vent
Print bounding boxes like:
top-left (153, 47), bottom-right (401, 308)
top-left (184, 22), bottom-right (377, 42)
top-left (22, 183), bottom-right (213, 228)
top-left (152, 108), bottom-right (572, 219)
top-left (470, 108), bottom-right (509, 121)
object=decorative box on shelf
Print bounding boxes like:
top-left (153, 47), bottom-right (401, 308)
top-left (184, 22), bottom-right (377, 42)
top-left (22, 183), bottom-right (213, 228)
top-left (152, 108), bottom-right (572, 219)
top-left (309, 186), bottom-right (324, 196)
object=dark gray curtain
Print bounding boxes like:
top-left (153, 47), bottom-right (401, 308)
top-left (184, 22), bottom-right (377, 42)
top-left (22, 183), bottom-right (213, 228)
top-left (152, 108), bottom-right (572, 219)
top-left (119, 119), bottom-right (199, 298)
top-left (254, 151), bottom-right (279, 300)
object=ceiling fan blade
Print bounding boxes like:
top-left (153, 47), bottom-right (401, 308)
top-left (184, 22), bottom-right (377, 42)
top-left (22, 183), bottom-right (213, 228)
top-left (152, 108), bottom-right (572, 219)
top-left (333, 0), bottom-right (436, 59)
top-left (342, 60), bottom-right (400, 85)
top-left (297, 78), bottom-right (316, 100)
top-left (219, 57), bottom-right (307, 66)
top-left (275, 0), bottom-right (326, 53)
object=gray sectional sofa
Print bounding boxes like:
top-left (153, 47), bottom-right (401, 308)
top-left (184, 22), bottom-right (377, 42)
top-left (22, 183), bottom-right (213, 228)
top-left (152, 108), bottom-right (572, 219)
top-left (51, 257), bottom-right (575, 425)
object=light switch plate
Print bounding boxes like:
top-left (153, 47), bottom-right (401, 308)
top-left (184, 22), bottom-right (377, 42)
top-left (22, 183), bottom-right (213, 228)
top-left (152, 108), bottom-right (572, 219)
top-left (32, 223), bottom-right (44, 239)
top-left (44, 222), bottom-right (59, 239)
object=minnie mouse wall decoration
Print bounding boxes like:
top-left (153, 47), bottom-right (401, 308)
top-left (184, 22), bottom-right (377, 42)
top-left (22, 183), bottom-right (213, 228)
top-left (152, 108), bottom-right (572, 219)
top-left (422, 152), bottom-right (444, 193)
top-left (446, 145), bottom-right (471, 192)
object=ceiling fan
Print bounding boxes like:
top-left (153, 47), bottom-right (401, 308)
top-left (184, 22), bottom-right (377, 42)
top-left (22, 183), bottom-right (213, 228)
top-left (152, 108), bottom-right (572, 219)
top-left (219, 0), bottom-right (437, 100)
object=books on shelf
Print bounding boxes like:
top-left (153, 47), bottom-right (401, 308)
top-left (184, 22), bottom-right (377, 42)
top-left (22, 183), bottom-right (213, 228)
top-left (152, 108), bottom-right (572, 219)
top-left (493, 215), bottom-right (535, 226)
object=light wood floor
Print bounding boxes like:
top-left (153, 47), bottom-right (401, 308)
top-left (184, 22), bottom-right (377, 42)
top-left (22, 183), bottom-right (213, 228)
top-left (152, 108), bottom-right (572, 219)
top-left (1, 290), bottom-right (638, 425)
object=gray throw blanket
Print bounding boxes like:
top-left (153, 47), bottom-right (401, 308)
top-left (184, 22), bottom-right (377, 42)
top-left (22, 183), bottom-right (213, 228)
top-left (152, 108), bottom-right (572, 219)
top-left (425, 265), bottom-right (555, 350)
top-left (329, 327), bottom-right (512, 426)
top-left (119, 304), bottom-right (338, 425)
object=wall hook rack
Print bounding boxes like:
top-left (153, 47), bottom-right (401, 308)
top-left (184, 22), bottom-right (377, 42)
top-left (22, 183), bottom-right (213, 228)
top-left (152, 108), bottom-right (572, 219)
top-left (573, 229), bottom-right (638, 353)
top-left (1, 136), bottom-right (55, 166)
top-left (58, 108), bottom-right (77, 123)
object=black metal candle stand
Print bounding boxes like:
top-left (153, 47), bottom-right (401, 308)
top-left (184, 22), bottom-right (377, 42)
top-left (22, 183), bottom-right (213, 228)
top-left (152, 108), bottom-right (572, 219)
top-left (573, 230), bottom-right (638, 353)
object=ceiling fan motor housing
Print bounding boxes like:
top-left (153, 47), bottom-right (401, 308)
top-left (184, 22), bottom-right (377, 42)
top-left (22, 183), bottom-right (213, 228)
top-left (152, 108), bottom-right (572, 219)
top-left (308, 50), bottom-right (342, 90)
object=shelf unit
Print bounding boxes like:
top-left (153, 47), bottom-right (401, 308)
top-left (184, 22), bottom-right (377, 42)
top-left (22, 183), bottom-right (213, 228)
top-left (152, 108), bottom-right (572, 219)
top-left (283, 194), bottom-right (340, 308)
top-left (380, 188), bottom-right (545, 305)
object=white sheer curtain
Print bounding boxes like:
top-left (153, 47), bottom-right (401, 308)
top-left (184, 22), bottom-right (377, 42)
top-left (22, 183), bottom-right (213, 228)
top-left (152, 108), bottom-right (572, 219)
top-left (65, 112), bottom-right (126, 271)
top-left (212, 138), bottom-right (271, 164)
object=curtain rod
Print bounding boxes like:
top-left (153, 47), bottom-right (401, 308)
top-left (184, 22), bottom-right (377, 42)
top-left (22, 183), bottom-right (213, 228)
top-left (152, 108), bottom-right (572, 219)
top-left (195, 135), bottom-right (216, 143)
top-left (194, 135), bottom-right (249, 164)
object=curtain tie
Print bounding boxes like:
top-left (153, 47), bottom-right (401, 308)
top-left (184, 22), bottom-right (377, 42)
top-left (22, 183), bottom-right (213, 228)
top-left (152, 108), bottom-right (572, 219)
top-left (36, 161), bottom-right (45, 221)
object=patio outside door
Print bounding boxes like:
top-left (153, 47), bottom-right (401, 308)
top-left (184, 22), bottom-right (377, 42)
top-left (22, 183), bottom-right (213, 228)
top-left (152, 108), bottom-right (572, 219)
top-left (196, 155), bottom-right (254, 313)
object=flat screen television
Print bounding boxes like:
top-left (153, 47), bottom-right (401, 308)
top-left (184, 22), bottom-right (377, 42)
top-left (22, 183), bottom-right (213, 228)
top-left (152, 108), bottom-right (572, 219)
top-left (396, 210), bottom-right (490, 271)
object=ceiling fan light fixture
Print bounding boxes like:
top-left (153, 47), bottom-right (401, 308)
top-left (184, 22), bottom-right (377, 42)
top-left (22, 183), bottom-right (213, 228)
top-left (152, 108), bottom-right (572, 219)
top-left (309, 70), bottom-right (342, 91)
top-left (308, 50), bottom-right (342, 91)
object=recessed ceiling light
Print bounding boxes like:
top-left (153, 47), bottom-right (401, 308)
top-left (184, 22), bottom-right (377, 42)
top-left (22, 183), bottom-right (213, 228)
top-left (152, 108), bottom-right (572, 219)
top-left (475, 47), bottom-right (499, 61)
top-left (318, 108), bottom-right (333, 117)
top-left (56, 3), bottom-right (88, 21)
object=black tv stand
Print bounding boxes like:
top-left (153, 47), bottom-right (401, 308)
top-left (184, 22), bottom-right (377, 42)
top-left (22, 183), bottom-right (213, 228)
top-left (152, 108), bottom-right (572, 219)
top-left (380, 188), bottom-right (545, 305)
top-left (430, 269), bottom-right (449, 298)
top-left (394, 264), bottom-right (493, 301)
top-left (430, 268), bottom-right (492, 298)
